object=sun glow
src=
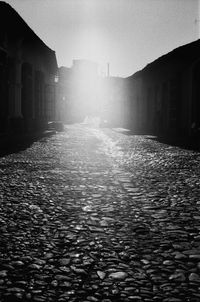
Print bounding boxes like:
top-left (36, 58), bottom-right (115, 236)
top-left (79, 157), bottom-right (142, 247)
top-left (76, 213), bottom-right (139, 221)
top-left (70, 59), bottom-right (100, 118)
top-left (58, 58), bottom-right (128, 127)
top-left (58, 4), bottom-right (128, 127)
top-left (77, 28), bottom-right (109, 72)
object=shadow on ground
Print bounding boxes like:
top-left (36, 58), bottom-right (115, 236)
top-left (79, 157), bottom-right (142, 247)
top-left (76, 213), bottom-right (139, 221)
top-left (112, 128), bottom-right (200, 152)
top-left (0, 131), bottom-right (56, 158)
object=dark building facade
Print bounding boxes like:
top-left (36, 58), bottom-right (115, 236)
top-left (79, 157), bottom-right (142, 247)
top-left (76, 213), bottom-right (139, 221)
top-left (125, 39), bottom-right (200, 138)
top-left (0, 2), bottom-right (58, 134)
top-left (99, 76), bottom-right (128, 127)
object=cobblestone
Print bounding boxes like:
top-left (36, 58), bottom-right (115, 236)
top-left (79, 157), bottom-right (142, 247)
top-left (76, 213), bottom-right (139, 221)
top-left (0, 124), bottom-right (200, 301)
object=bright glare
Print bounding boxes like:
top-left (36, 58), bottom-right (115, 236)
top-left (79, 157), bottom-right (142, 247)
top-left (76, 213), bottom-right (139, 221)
top-left (77, 29), bottom-right (109, 66)
top-left (72, 60), bottom-right (101, 117)
top-left (58, 61), bottom-right (128, 127)
top-left (83, 116), bottom-right (101, 127)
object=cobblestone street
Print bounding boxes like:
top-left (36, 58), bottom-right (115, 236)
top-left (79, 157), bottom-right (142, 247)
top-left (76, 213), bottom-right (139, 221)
top-left (1, 124), bottom-right (200, 302)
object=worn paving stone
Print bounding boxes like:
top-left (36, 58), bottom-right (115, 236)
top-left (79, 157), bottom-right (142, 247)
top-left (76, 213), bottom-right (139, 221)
top-left (0, 124), bottom-right (200, 301)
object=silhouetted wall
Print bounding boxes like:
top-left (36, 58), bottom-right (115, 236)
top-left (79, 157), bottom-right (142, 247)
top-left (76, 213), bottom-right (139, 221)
top-left (0, 2), bottom-right (58, 134)
top-left (125, 39), bottom-right (200, 137)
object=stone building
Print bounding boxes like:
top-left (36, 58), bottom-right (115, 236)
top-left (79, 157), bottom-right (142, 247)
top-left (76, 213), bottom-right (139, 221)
top-left (0, 2), bottom-right (58, 134)
top-left (126, 39), bottom-right (200, 138)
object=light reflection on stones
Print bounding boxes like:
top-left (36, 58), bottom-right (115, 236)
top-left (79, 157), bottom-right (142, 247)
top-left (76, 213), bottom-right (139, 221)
top-left (0, 124), bottom-right (200, 301)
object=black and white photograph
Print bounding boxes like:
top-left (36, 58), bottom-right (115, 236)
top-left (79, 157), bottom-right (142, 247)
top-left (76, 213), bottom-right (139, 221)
top-left (0, 0), bottom-right (200, 301)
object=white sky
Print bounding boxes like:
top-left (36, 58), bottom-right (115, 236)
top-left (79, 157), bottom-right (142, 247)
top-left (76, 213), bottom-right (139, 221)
top-left (4, 0), bottom-right (199, 77)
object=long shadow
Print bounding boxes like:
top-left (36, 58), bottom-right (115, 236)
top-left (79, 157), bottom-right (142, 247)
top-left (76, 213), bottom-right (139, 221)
top-left (0, 131), bottom-right (56, 158)
top-left (112, 128), bottom-right (200, 151)
top-left (146, 136), bottom-right (200, 151)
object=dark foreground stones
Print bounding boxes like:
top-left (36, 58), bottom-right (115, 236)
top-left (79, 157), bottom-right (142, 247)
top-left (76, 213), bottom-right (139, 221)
top-left (0, 124), bottom-right (200, 301)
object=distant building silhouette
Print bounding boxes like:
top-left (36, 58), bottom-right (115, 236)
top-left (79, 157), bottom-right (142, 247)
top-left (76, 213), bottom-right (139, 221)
top-left (57, 60), bottom-right (99, 123)
top-left (0, 1), bottom-right (58, 134)
top-left (57, 59), bottom-right (130, 127)
top-left (72, 59), bottom-right (98, 77)
top-left (58, 39), bottom-right (200, 137)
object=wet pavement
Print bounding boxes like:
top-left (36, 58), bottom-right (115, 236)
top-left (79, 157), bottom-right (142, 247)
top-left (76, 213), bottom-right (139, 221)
top-left (1, 124), bottom-right (200, 301)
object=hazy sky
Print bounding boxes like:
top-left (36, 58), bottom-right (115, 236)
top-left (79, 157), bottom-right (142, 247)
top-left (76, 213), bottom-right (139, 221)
top-left (4, 0), bottom-right (200, 77)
